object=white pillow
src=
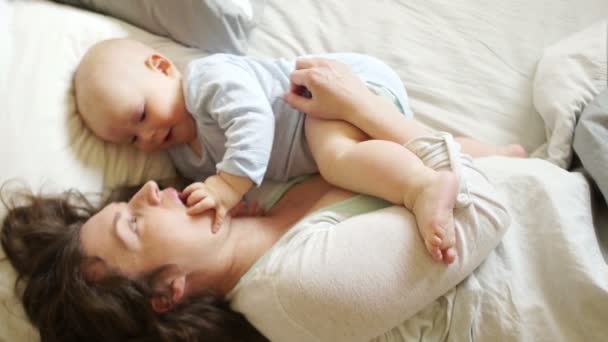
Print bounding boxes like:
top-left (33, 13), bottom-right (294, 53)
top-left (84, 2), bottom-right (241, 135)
top-left (0, 0), bottom-right (220, 216)
top-left (532, 21), bottom-right (607, 168)
top-left (0, 2), bottom-right (218, 339)
top-left (52, 0), bottom-right (265, 54)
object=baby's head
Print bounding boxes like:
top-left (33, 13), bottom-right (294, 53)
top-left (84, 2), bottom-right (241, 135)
top-left (74, 38), bottom-right (195, 152)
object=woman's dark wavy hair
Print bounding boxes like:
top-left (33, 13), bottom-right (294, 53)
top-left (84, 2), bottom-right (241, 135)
top-left (0, 181), bottom-right (267, 342)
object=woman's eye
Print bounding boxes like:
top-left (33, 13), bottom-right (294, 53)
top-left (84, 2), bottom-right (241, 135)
top-left (129, 216), bottom-right (138, 233)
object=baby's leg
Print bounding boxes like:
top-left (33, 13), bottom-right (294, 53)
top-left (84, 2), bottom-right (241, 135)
top-left (305, 117), bottom-right (458, 263)
top-left (454, 137), bottom-right (528, 158)
top-left (340, 54), bottom-right (527, 159)
top-left (343, 101), bottom-right (527, 159)
top-left (334, 94), bottom-right (527, 159)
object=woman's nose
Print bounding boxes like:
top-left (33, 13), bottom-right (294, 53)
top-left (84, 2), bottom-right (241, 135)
top-left (131, 181), bottom-right (161, 206)
top-left (145, 181), bottom-right (161, 204)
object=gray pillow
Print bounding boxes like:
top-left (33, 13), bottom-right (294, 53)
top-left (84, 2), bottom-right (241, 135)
top-left (53, 0), bottom-right (264, 54)
top-left (573, 88), bottom-right (608, 205)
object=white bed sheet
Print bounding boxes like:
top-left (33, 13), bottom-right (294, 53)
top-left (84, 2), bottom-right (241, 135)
top-left (451, 157), bottom-right (607, 341)
top-left (249, 0), bottom-right (608, 155)
top-left (1, 0), bottom-right (607, 341)
top-left (372, 158), bottom-right (608, 342)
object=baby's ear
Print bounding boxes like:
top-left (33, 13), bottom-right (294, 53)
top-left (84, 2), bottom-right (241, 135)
top-left (145, 53), bottom-right (173, 76)
top-left (149, 266), bottom-right (186, 313)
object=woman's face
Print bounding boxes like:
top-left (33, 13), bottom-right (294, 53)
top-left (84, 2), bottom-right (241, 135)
top-left (80, 181), bottom-right (221, 281)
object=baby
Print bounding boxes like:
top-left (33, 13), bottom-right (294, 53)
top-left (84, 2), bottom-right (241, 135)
top-left (74, 38), bottom-right (525, 263)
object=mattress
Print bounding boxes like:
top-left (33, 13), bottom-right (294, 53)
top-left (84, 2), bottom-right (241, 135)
top-left (1, 0), bottom-right (607, 340)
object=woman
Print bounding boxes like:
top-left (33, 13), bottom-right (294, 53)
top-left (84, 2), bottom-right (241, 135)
top-left (1, 59), bottom-right (511, 342)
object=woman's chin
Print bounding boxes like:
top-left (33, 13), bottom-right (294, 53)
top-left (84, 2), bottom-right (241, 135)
top-left (186, 211), bottom-right (219, 235)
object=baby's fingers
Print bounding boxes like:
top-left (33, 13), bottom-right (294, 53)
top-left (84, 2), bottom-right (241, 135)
top-left (185, 189), bottom-right (209, 207)
top-left (212, 206), bottom-right (228, 234)
top-left (187, 197), bottom-right (216, 216)
top-left (182, 183), bottom-right (202, 198)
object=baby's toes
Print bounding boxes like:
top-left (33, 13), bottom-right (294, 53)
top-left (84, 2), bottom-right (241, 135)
top-left (441, 247), bottom-right (457, 264)
top-left (433, 225), bottom-right (445, 240)
top-left (439, 224), bottom-right (456, 250)
top-left (430, 234), bottom-right (442, 247)
top-left (426, 240), bottom-right (443, 262)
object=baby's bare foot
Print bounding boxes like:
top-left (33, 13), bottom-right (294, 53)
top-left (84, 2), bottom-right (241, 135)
top-left (412, 171), bottom-right (459, 264)
top-left (497, 144), bottom-right (528, 158)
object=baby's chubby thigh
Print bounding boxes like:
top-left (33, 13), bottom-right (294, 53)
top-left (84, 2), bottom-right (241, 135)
top-left (303, 115), bottom-right (368, 180)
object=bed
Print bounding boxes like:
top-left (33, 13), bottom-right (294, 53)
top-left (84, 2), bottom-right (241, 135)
top-left (1, 0), bottom-right (607, 341)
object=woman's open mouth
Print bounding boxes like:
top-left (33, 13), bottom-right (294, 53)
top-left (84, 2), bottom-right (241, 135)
top-left (165, 187), bottom-right (186, 206)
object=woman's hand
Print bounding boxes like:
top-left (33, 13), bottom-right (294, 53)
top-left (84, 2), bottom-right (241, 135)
top-left (282, 58), bottom-right (377, 120)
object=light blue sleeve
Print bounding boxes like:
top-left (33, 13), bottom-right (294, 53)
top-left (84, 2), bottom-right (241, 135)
top-left (185, 59), bottom-right (275, 185)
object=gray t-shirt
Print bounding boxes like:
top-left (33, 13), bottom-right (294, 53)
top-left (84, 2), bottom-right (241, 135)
top-left (169, 53), bottom-right (411, 184)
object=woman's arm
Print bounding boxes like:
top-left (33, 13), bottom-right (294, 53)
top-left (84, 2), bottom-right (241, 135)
top-left (283, 57), bottom-right (432, 145)
top-left (233, 150), bottom-right (510, 342)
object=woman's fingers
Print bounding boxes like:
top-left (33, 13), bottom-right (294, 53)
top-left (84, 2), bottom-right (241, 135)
top-left (286, 69), bottom-right (320, 112)
top-left (283, 91), bottom-right (311, 113)
top-left (287, 57), bottom-right (366, 121)
top-left (295, 57), bottom-right (327, 70)
top-left (289, 69), bottom-right (312, 88)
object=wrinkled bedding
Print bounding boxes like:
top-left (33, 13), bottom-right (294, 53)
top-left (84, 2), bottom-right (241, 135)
top-left (533, 21), bottom-right (607, 168)
top-left (2, 0), bottom-right (608, 341)
top-left (574, 89), bottom-right (608, 205)
top-left (450, 157), bottom-right (607, 341)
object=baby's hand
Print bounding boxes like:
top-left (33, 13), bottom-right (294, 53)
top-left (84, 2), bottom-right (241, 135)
top-left (182, 175), bottom-right (243, 233)
top-left (181, 181), bottom-right (221, 216)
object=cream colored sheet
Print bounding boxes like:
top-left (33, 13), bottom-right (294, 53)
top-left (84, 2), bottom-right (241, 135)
top-left (1, 0), bottom-right (607, 341)
top-left (382, 157), bottom-right (608, 342)
top-left (451, 158), bottom-right (607, 342)
top-left (249, 0), bottom-right (608, 154)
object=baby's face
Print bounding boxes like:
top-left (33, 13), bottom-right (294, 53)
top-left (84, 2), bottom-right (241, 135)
top-left (77, 41), bottom-right (196, 152)
top-left (108, 69), bottom-right (194, 152)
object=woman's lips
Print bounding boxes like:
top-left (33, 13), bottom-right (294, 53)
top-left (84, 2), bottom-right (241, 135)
top-left (164, 187), bottom-right (184, 206)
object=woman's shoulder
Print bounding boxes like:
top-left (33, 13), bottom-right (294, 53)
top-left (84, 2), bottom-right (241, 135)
top-left (228, 212), bottom-right (344, 341)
